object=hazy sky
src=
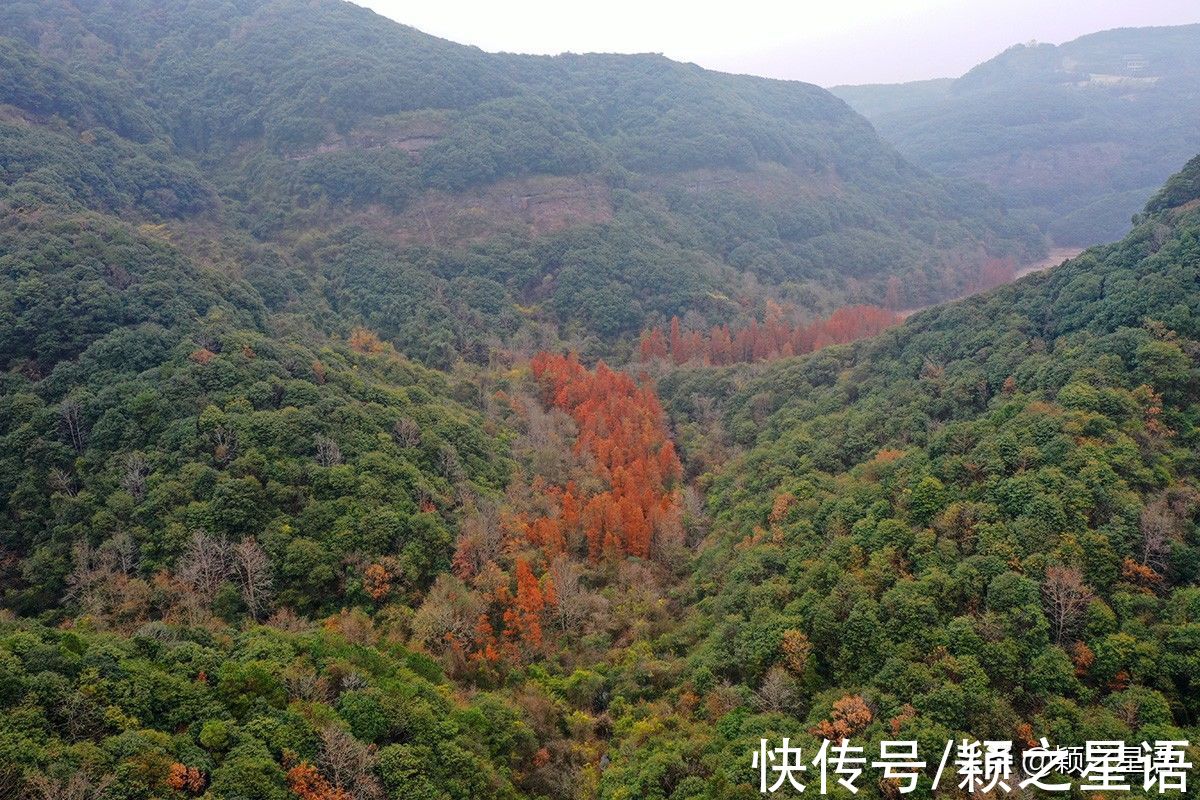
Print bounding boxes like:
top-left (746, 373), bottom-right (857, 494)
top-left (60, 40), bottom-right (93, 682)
top-left (356, 0), bottom-right (1200, 86)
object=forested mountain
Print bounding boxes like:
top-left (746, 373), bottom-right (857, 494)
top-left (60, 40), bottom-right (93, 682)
top-left (833, 24), bottom-right (1200, 247)
top-left (2, 148), bottom-right (1195, 797)
top-left (2, 0), bottom-right (1042, 373)
top-left (1, 0), bottom-right (1199, 798)
top-left (628, 156), bottom-right (1200, 796)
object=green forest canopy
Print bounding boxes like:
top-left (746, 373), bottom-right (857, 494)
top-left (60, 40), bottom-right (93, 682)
top-left (0, 1), bottom-right (1198, 797)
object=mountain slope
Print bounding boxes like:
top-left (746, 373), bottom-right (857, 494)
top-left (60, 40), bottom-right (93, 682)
top-left (2, 0), bottom-right (1041, 364)
top-left (620, 156), bottom-right (1200, 797)
top-left (834, 24), bottom-right (1200, 247)
top-left (3, 3), bottom-right (1199, 798)
top-left (2, 138), bottom-right (1191, 798)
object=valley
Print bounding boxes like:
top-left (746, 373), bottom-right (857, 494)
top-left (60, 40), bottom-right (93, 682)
top-left (0, 3), bottom-right (1198, 799)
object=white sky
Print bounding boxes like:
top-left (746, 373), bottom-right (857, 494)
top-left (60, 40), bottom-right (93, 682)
top-left (354, 0), bottom-right (1200, 86)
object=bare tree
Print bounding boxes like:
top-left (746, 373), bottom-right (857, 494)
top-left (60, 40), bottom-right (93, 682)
top-left (315, 434), bottom-right (343, 467)
top-left (62, 536), bottom-right (153, 627)
top-left (210, 424), bottom-right (236, 465)
top-left (48, 468), bottom-right (77, 497)
top-left (455, 500), bottom-right (504, 575)
top-left (266, 606), bottom-right (313, 633)
top-left (681, 485), bottom-right (709, 547)
top-left (437, 443), bottom-right (465, 483)
top-left (755, 666), bottom-right (797, 713)
top-left (1042, 565), bottom-right (1094, 644)
top-left (63, 541), bottom-right (111, 613)
top-left (61, 691), bottom-right (106, 742)
top-left (120, 452), bottom-right (149, 501)
top-left (391, 418), bottom-right (421, 447)
top-left (1137, 489), bottom-right (1199, 574)
top-left (1141, 505), bottom-right (1173, 575)
top-left (546, 554), bottom-right (589, 634)
top-left (517, 401), bottom-right (580, 486)
top-left (177, 530), bottom-right (231, 605)
top-left (194, 331), bottom-right (219, 353)
top-left (340, 670), bottom-right (369, 691)
top-left (0, 759), bottom-right (16, 800)
top-left (284, 660), bottom-right (329, 702)
top-left (99, 531), bottom-right (137, 575)
top-left (411, 574), bottom-right (482, 653)
top-left (232, 536), bottom-right (273, 620)
top-left (686, 394), bottom-right (735, 477)
top-left (24, 771), bottom-right (114, 800)
top-left (650, 499), bottom-right (686, 568)
top-left (59, 398), bottom-right (88, 452)
top-left (318, 726), bottom-right (382, 800)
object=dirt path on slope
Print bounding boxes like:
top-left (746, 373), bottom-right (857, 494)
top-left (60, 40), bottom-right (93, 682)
top-left (897, 246), bottom-right (1086, 319)
top-left (1013, 246), bottom-right (1086, 279)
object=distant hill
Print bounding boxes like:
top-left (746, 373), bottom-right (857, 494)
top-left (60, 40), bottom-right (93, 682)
top-left (1, 1), bottom-right (1198, 795)
top-left (0, 0), bottom-right (1040, 369)
top-left (833, 24), bottom-right (1200, 247)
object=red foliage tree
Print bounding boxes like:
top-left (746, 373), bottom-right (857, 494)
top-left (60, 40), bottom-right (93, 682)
top-left (286, 763), bottom-right (350, 800)
top-left (503, 558), bottom-right (545, 652)
top-left (529, 352), bottom-right (684, 561)
top-left (362, 563), bottom-right (391, 602)
top-left (638, 304), bottom-right (902, 367)
top-left (167, 763), bottom-right (206, 793)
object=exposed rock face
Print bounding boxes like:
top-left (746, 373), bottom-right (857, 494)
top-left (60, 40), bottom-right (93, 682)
top-left (388, 176), bottom-right (614, 246)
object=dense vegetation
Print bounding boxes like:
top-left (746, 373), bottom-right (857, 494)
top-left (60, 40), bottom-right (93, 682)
top-left (0, 621), bottom-right (533, 799)
top-left (4, 152), bottom-right (1195, 800)
top-left (1, 0), bottom-right (1043, 368)
top-left (1, 0), bottom-right (1199, 798)
top-left (638, 304), bottom-right (903, 366)
top-left (834, 24), bottom-right (1200, 247)
top-left (631, 167), bottom-right (1200, 797)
